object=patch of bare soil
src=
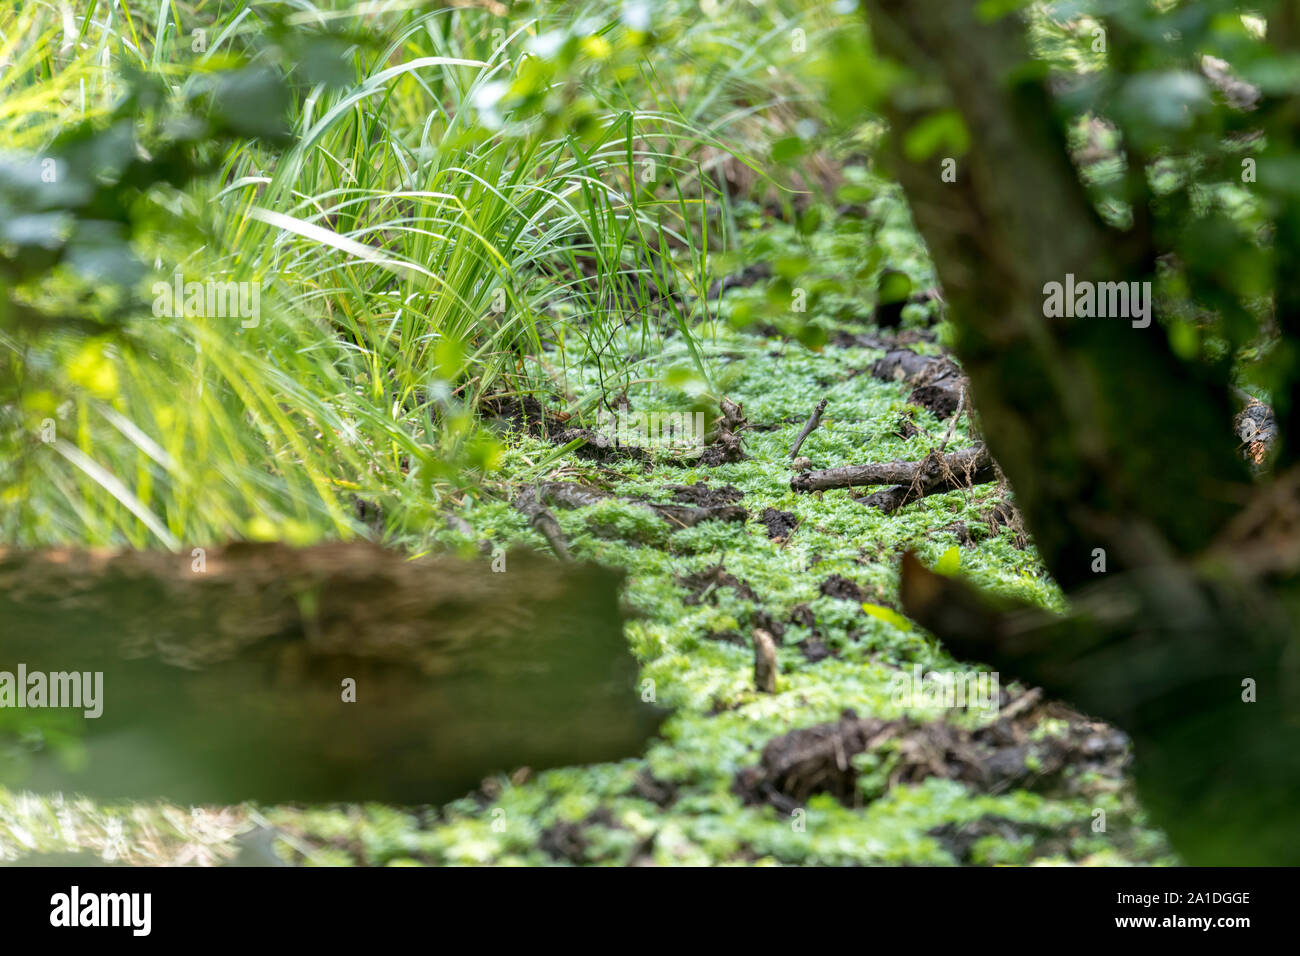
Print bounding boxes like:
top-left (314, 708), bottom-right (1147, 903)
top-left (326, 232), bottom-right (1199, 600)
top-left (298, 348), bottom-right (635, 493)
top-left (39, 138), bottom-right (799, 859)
top-left (704, 629), bottom-right (747, 646)
top-left (678, 562), bottom-right (759, 605)
top-left (870, 348), bottom-right (966, 420)
top-left (797, 636), bottom-right (834, 663)
top-left (759, 507), bottom-right (799, 540)
top-left (666, 482), bottom-right (745, 507)
top-left (538, 809), bottom-right (623, 864)
top-left (784, 602), bottom-right (834, 661)
top-left (819, 574), bottom-right (865, 602)
top-left (628, 768), bottom-right (678, 809)
top-left (733, 692), bottom-right (1130, 813)
top-left (789, 603), bottom-right (816, 629)
top-left (551, 426), bottom-right (653, 465)
top-left (535, 481), bottom-right (747, 533)
top-left (480, 395), bottom-right (567, 438)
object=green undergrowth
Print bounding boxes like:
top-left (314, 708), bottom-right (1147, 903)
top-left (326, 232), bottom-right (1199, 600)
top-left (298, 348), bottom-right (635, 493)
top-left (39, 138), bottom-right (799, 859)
top-left (0, 325), bottom-right (1173, 867)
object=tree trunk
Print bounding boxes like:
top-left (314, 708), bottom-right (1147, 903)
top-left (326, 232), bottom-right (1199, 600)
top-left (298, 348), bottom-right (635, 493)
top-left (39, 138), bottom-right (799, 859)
top-left (864, 0), bottom-right (1300, 864)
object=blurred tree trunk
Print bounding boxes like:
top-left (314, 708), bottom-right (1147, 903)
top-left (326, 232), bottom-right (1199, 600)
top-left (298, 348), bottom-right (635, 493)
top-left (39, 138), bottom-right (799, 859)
top-left (864, 0), bottom-right (1300, 864)
top-left (0, 544), bottom-right (661, 804)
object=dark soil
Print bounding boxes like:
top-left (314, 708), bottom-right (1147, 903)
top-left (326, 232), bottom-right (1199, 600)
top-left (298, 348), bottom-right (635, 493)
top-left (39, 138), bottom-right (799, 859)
top-left (797, 636), bottom-right (834, 663)
top-left (481, 396), bottom-right (567, 438)
top-left (666, 482), bottom-right (745, 507)
top-left (909, 383), bottom-right (961, 419)
top-left (819, 574), bottom-right (865, 602)
top-left (759, 507), bottom-right (799, 540)
top-left (733, 695), bottom-right (1131, 813)
top-left (551, 427), bottom-right (652, 465)
top-left (678, 563), bottom-right (759, 605)
top-left (788, 603), bottom-right (816, 629)
top-left (629, 769), bottom-right (678, 809)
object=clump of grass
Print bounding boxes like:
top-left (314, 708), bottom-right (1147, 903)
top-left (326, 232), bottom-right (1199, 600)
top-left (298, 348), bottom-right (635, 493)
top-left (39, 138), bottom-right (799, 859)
top-left (3, 0), bottom-right (819, 548)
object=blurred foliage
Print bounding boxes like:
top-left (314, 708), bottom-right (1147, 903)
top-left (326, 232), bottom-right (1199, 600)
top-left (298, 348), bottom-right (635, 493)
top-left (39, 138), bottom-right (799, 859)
top-left (1032, 2), bottom-right (1299, 420)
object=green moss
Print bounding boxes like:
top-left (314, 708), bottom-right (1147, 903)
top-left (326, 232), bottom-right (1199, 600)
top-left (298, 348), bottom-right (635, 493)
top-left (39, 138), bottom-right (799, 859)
top-left (0, 221), bottom-right (1168, 868)
top-left (341, 314), bottom-right (1164, 867)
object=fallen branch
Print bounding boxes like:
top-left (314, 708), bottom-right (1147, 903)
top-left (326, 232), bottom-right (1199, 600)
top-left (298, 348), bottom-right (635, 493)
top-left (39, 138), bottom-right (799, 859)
top-left (512, 485), bottom-right (572, 561)
top-left (790, 445), bottom-right (995, 513)
top-left (789, 398), bottom-right (829, 458)
top-left (790, 445), bottom-right (989, 492)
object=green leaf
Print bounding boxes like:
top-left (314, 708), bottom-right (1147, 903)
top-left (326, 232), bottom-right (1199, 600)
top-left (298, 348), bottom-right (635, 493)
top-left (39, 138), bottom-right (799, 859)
top-left (902, 110), bottom-right (970, 162)
top-left (861, 603), bottom-right (913, 631)
top-left (934, 546), bottom-right (961, 576)
top-left (771, 136), bottom-right (806, 164)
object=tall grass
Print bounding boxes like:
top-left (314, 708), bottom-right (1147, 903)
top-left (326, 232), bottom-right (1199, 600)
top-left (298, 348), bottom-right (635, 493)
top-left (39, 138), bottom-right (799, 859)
top-left (0, 0), bottom-right (837, 550)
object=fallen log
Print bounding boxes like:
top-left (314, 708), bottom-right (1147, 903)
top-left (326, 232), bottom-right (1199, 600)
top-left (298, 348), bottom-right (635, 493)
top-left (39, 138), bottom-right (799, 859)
top-left (790, 445), bottom-right (995, 514)
top-left (0, 543), bottom-right (661, 804)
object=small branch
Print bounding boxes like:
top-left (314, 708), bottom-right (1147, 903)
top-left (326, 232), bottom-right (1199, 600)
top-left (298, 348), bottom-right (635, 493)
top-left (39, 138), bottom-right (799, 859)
top-left (791, 445), bottom-right (996, 513)
top-left (789, 398), bottom-right (829, 458)
top-left (791, 459), bottom-right (926, 493)
top-left (792, 445), bottom-right (990, 493)
top-left (938, 386), bottom-right (967, 453)
top-left (512, 486), bottom-right (572, 561)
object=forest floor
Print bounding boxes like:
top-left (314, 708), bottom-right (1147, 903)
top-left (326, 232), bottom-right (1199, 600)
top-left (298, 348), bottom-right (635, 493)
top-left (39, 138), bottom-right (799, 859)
top-left (0, 293), bottom-right (1176, 866)
top-left (1, 0), bottom-right (1241, 870)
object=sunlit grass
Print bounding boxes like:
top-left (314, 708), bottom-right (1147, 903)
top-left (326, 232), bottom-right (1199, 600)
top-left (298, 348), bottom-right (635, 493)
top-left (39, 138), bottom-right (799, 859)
top-left (0, 0), bottom-right (834, 550)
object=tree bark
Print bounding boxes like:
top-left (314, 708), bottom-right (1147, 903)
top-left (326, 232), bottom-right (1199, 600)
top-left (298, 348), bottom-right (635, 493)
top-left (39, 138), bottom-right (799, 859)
top-left (864, 0), bottom-right (1252, 588)
top-left (863, 0), bottom-right (1300, 864)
